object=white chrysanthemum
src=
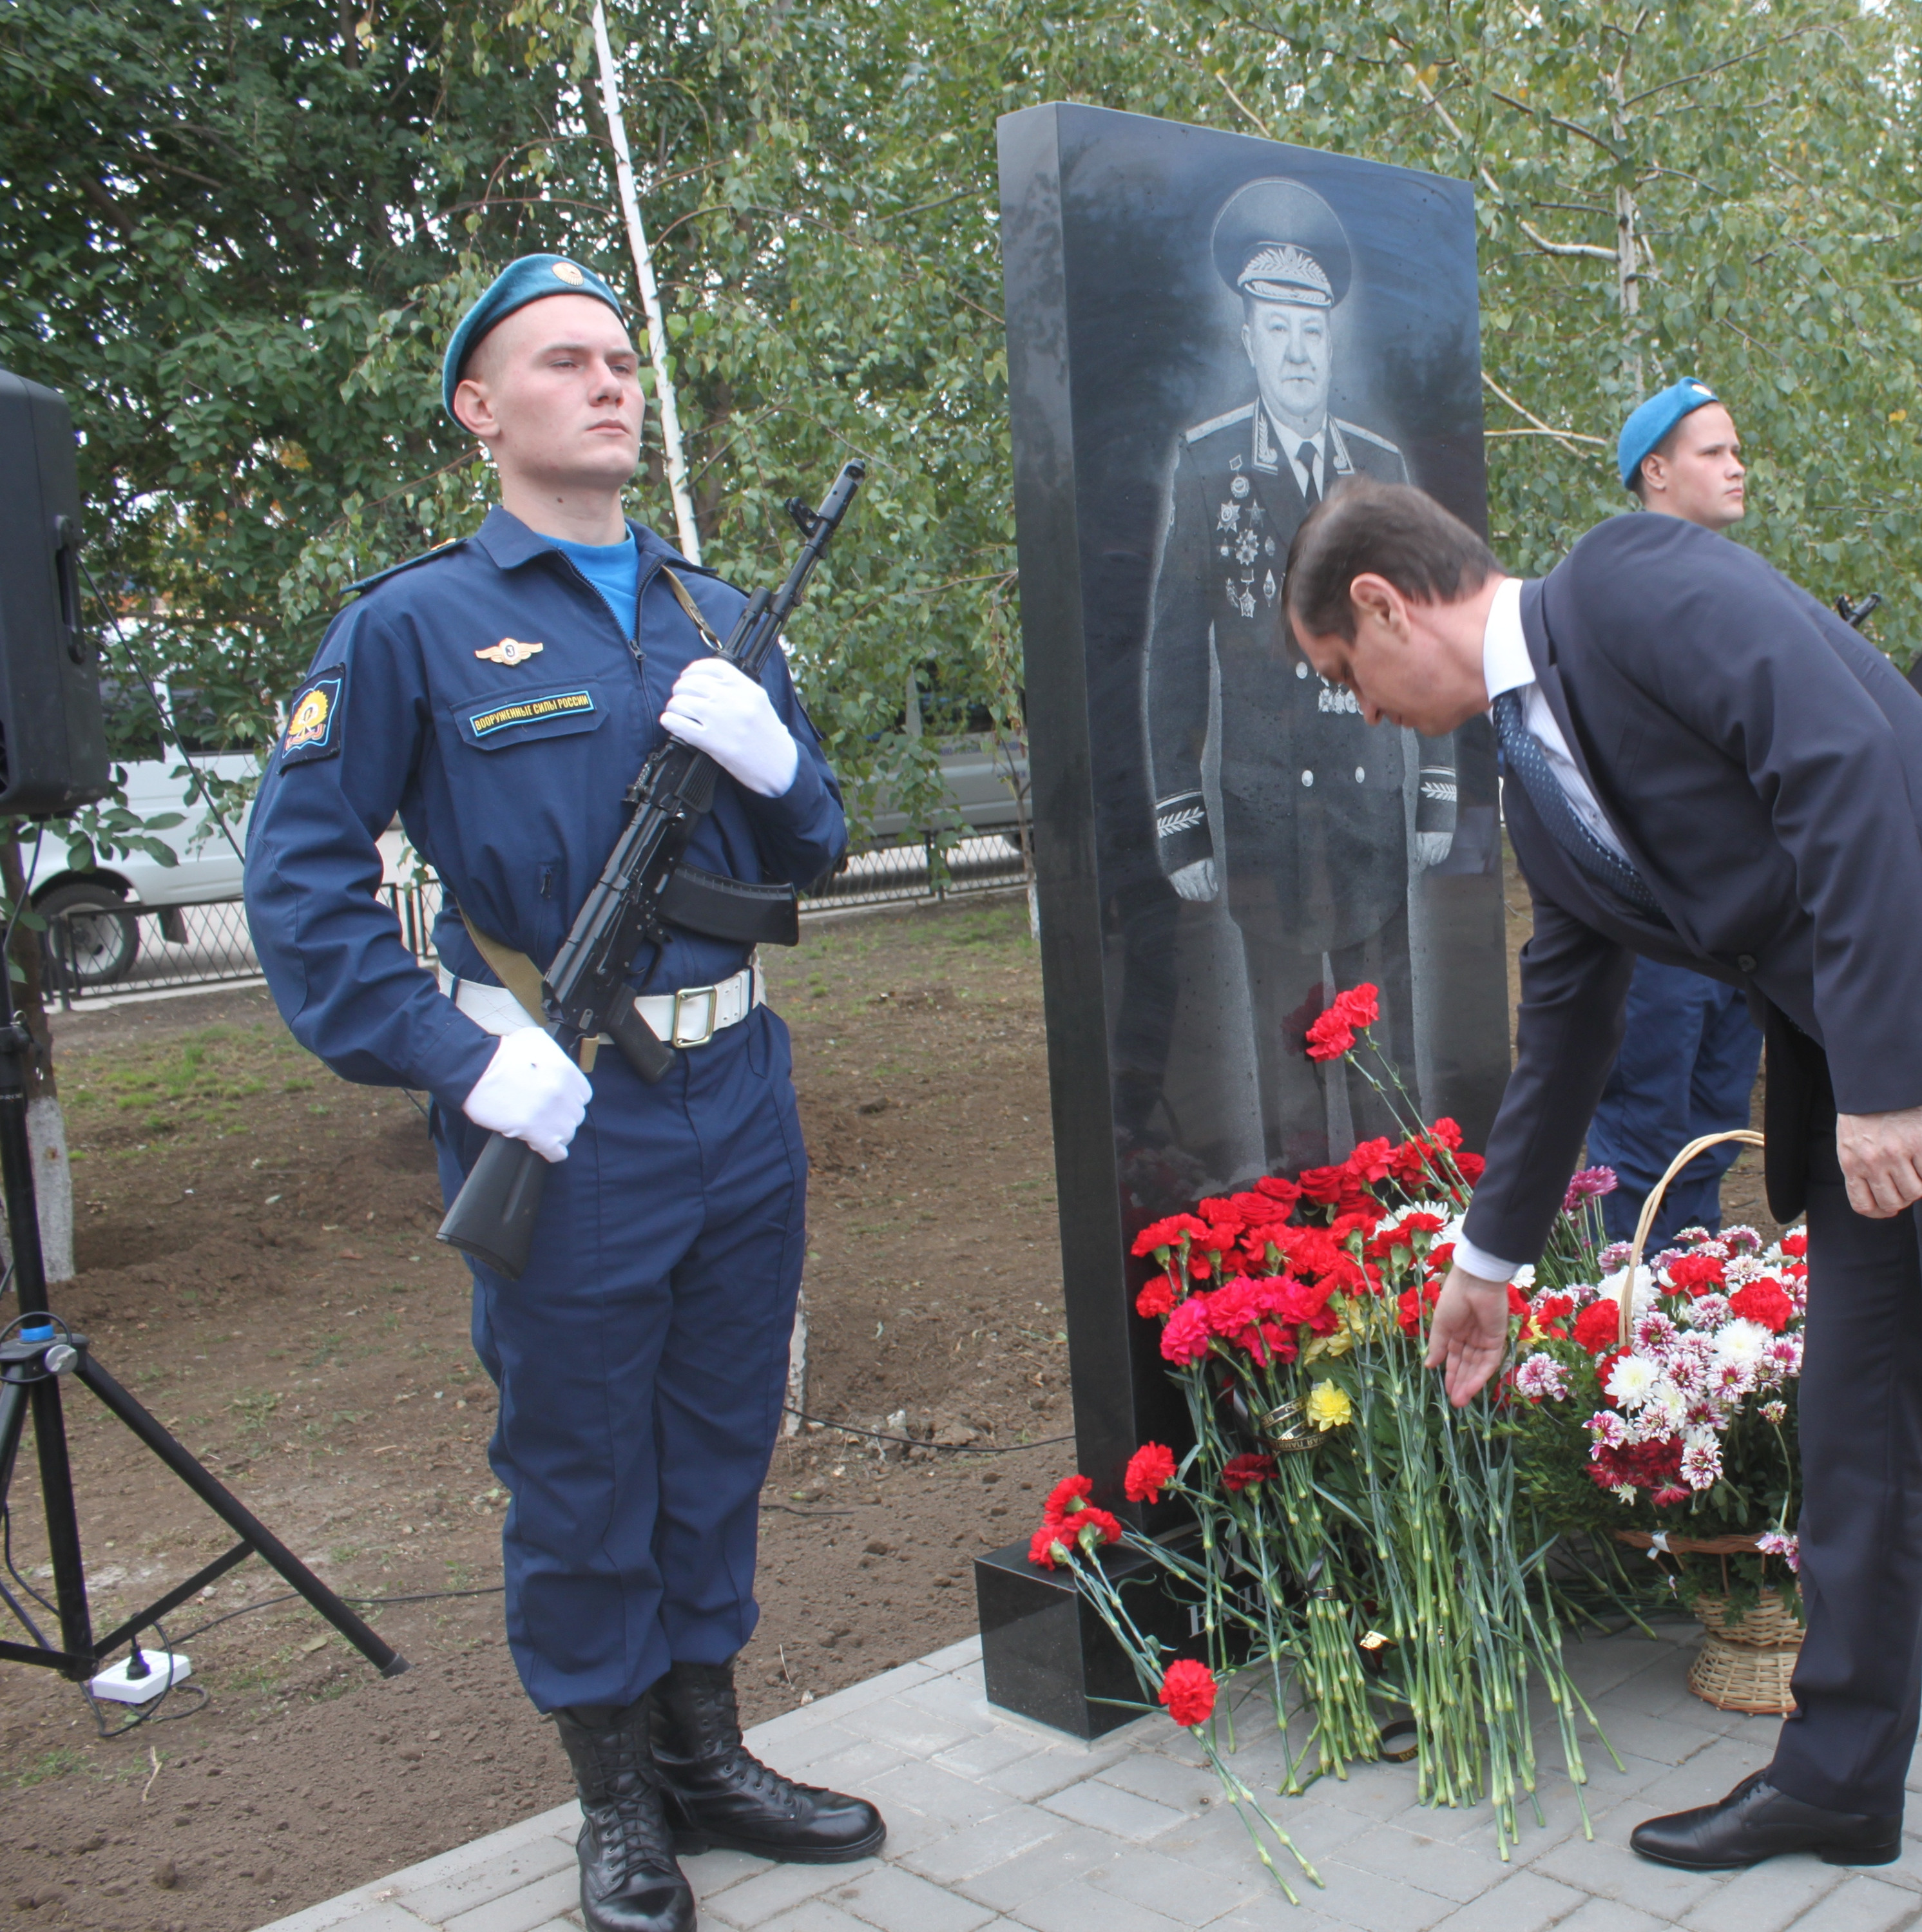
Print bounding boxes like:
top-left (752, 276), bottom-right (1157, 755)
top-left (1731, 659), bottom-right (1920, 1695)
top-left (1599, 1264), bottom-right (1656, 1322)
top-left (1604, 1354), bottom-right (1659, 1406)
top-left (1713, 1319), bottom-right (1773, 1373)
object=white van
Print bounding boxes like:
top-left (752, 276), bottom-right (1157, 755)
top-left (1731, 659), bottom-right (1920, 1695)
top-left (26, 685), bottom-right (256, 988)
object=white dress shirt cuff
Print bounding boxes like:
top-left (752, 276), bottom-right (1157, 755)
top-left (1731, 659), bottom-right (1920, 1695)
top-left (1452, 1234), bottom-right (1522, 1285)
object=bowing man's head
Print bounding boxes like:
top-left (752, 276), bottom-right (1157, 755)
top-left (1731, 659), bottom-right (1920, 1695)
top-left (1283, 479), bottom-right (1505, 737)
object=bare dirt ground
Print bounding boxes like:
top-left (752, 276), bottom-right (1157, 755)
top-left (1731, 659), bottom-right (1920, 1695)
top-left (0, 896), bottom-right (1068, 1931)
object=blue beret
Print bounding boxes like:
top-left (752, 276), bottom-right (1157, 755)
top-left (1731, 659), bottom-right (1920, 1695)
top-left (1617, 377), bottom-right (1722, 488)
top-left (442, 254), bottom-right (626, 421)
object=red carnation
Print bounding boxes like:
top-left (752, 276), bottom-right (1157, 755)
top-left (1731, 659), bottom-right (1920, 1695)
top-left (1666, 1252), bottom-right (1727, 1297)
top-left (1396, 1281), bottom-right (1440, 1335)
top-left (1781, 1232), bottom-right (1807, 1258)
top-left (1305, 1010), bottom-right (1356, 1062)
top-left (1160, 1297), bottom-right (1215, 1365)
top-left (1347, 1137), bottom-right (1394, 1184)
top-left (1135, 1274), bottom-right (1178, 1319)
top-left (1729, 1279), bottom-right (1794, 1334)
top-left (1124, 1442), bottom-right (1178, 1503)
top-left (1453, 1151), bottom-right (1486, 1184)
top-left (1045, 1473), bottom-right (1094, 1518)
top-left (1428, 1117), bottom-right (1464, 1151)
top-left (1334, 984), bottom-right (1380, 1029)
top-left (1057, 1504), bottom-right (1122, 1549)
top-left (1573, 1299), bottom-right (1624, 1355)
top-left (1158, 1658), bottom-right (1218, 1728)
top-left (1529, 1294), bottom-right (1575, 1341)
top-left (1221, 1452), bottom-right (1277, 1492)
top-left (1130, 1213), bottom-right (1209, 1258)
top-left (1028, 1521), bottom-right (1073, 1568)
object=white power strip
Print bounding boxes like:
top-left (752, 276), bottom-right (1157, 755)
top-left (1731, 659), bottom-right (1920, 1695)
top-left (90, 1651), bottom-right (192, 1705)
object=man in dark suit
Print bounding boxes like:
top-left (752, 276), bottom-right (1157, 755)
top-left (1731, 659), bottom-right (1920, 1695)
top-left (1142, 178), bottom-right (1456, 1169)
top-left (1283, 477), bottom-right (1922, 1871)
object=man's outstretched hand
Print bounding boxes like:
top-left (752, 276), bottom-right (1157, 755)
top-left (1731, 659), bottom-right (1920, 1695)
top-left (1838, 1105), bottom-right (1922, 1219)
top-left (1424, 1263), bottom-right (1513, 1407)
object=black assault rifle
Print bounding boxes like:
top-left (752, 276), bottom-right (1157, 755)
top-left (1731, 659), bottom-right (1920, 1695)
top-left (437, 459), bottom-right (865, 1278)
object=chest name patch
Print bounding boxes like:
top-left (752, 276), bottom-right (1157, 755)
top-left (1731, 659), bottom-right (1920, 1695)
top-left (466, 687), bottom-right (595, 739)
top-left (280, 671), bottom-right (344, 764)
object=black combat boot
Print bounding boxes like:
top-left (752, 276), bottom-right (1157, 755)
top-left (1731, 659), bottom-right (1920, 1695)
top-left (553, 1697), bottom-right (698, 1932)
top-left (651, 1659), bottom-right (886, 1862)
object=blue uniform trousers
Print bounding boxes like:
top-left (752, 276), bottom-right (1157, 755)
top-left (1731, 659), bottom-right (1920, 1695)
top-left (1588, 959), bottom-right (1762, 1244)
top-left (433, 1006), bottom-right (807, 1713)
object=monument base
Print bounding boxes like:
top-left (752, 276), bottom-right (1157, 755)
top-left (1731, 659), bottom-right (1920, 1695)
top-left (974, 1535), bottom-right (1195, 1739)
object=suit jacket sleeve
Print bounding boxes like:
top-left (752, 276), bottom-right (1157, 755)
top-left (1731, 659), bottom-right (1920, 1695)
top-left (1141, 441), bottom-right (1214, 875)
top-left (1459, 859), bottom-right (1637, 1265)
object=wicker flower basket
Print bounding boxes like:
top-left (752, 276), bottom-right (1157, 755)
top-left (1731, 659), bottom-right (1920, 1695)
top-left (1608, 1130), bottom-right (1802, 1716)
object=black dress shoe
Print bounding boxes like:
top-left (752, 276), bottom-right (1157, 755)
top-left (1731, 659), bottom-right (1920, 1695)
top-left (1631, 1771), bottom-right (1902, 1871)
top-left (554, 1698), bottom-right (698, 1932)
top-left (651, 1658), bottom-right (886, 1863)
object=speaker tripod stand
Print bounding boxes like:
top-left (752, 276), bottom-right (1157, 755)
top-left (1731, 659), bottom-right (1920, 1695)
top-left (0, 980), bottom-right (405, 1688)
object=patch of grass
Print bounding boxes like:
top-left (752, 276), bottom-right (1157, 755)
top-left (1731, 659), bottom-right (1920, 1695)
top-left (9, 1747), bottom-right (84, 1789)
top-left (229, 1390), bottom-right (282, 1434)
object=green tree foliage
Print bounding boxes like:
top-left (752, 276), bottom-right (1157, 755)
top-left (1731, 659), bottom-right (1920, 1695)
top-left (5, 0), bottom-right (1918, 856)
top-left (0, 0), bottom-right (582, 775)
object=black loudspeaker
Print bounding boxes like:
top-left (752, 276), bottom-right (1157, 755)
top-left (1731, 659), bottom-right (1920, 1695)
top-left (0, 368), bottom-right (108, 815)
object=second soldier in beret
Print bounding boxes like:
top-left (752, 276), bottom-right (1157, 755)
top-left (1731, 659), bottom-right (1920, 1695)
top-left (1141, 178), bottom-right (1457, 1169)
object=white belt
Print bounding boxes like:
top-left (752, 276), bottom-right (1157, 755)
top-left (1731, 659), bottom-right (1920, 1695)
top-left (438, 962), bottom-right (762, 1049)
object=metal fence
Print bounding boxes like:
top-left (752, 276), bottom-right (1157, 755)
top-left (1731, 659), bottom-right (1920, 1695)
top-left (39, 836), bottom-right (1030, 1006)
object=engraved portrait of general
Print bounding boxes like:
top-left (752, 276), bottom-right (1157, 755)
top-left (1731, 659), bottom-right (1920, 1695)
top-left (1140, 177), bottom-right (1459, 1171)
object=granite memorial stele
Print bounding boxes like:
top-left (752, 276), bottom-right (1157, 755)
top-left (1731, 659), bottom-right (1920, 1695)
top-left (974, 102), bottom-right (1512, 1737)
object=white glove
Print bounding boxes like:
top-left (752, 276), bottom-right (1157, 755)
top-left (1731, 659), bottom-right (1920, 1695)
top-left (461, 1029), bottom-right (593, 1163)
top-left (660, 657), bottom-right (799, 798)
top-left (1169, 857), bottom-right (1218, 902)
top-left (1413, 831), bottom-right (1454, 872)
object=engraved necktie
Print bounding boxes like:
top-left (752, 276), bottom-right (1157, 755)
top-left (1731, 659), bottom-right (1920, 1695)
top-left (1491, 689), bottom-right (1666, 920)
top-left (1296, 440), bottom-right (1320, 507)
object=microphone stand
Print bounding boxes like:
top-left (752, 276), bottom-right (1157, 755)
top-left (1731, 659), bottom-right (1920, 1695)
top-left (0, 968), bottom-right (405, 1687)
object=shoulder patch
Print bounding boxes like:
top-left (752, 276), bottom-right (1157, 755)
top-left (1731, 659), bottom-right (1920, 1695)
top-left (345, 538), bottom-right (468, 600)
top-left (1332, 417), bottom-right (1403, 457)
top-left (279, 668), bottom-right (345, 765)
top-left (1184, 402), bottom-right (1257, 445)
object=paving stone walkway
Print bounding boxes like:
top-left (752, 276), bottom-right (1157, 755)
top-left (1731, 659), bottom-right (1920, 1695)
top-left (257, 1626), bottom-right (1922, 1932)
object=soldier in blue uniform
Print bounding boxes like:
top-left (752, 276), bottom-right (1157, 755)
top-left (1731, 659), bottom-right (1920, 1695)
top-left (1585, 378), bottom-right (1763, 1246)
top-left (243, 255), bottom-right (880, 1932)
top-left (1142, 178), bottom-right (1457, 1168)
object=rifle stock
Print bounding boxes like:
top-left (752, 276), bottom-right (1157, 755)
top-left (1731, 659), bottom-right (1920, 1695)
top-left (437, 460), bottom-right (865, 1280)
top-left (438, 1129), bottom-right (550, 1279)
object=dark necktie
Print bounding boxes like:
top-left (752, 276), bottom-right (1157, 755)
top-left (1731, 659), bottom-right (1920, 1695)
top-left (1491, 689), bottom-right (1666, 921)
top-left (1296, 440), bottom-right (1320, 506)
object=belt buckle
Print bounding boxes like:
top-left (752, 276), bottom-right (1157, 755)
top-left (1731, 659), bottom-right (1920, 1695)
top-left (671, 982), bottom-right (720, 1047)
